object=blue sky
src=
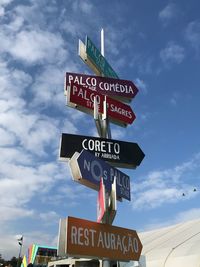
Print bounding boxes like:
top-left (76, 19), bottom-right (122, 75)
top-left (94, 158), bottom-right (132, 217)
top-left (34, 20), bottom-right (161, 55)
top-left (0, 0), bottom-right (200, 260)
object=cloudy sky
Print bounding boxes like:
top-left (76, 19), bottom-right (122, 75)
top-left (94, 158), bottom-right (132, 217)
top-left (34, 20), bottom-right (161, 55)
top-left (0, 0), bottom-right (200, 260)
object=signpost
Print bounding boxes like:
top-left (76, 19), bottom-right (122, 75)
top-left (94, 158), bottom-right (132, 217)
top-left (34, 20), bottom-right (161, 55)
top-left (60, 133), bottom-right (145, 169)
top-left (59, 216), bottom-right (143, 261)
top-left (58, 30), bottom-right (145, 266)
top-left (65, 72), bottom-right (138, 103)
top-left (86, 36), bottom-right (118, 79)
top-left (66, 83), bottom-right (136, 127)
top-left (69, 150), bottom-right (131, 201)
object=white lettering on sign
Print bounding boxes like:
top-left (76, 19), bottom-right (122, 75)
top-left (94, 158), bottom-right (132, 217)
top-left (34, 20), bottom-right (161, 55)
top-left (99, 82), bottom-right (134, 94)
top-left (67, 75), bottom-right (135, 95)
top-left (83, 159), bottom-right (108, 182)
top-left (82, 139), bottom-right (120, 154)
top-left (71, 226), bottom-right (97, 247)
top-left (109, 103), bottom-right (133, 119)
top-left (70, 226), bottom-right (139, 255)
top-left (100, 153), bottom-right (120, 160)
top-left (70, 85), bottom-right (134, 124)
top-left (83, 158), bottom-right (130, 197)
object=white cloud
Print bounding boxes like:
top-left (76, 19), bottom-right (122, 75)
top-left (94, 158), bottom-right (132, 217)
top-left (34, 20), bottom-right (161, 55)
top-left (159, 3), bottom-right (179, 26)
top-left (0, 0), bottom-right (13, 16)
top-left (110, 127), bottom-right (126, 140)
top-left (1, 30), bottom-right (67, 65)
top-left (4, 14), bottom-right (24, 32)
top-left (169, 92), bottom-right (180, 106)
top-left (160, 41), bottom-right (185, 65)
top-left (0, 0), bottom-right (13, 5)
top-left (0, 59), bottom-right (32, 98)
top-left (174, 208), bottom-right (200, 223)
top-left (0, 230), bottom-right (57, 260)
top-left (0, 6), bottom-right (4, 16)
top-left (185, 20), bottom-right (200, 54)
top-left (30, 65), bottom-right (66, 108)
top-left (0, 127), bottom-right (16, 145)
top-left (0, 206), bottom-right (34, 222)
top-left (143, 207), bottom-right (200, 231)
top-left (0, 154), bottom-right (68, 218)
top-left (72, 0), bottom-right (93, 14)
top-left (170, 97), bottom-right (177, 106)
top-left (131, 153), bottom-right (200, 210)
top-left (135, 78), bottom-right (147, 95)
top-left (39, 211), bottom-right (59, 224)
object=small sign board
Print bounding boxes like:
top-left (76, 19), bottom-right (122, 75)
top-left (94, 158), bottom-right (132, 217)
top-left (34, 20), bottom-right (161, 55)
top-left (86, 36), bottom-right (118, 79)
top-left (69, 150), bottom-right (131, 201)
top-left (59, 216), bottom-right (143, 261)
top-left (65, 72), bottom-right (138, 103)
top-left (60, 133), bottom-right (145, 169)
top-left (67, 83), bottom-right (136, 127)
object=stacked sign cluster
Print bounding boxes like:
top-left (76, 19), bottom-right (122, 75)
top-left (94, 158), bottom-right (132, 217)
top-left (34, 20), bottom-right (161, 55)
top-left (58, 35), bottom-right (145, 262)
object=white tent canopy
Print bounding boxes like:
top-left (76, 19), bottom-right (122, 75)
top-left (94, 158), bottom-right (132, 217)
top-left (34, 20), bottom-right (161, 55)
top-left (139, 218), bottom-right (200, 267)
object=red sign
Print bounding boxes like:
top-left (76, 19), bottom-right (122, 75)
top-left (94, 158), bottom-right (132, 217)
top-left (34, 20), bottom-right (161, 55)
top-left (97, 178), bottom-right (106, 223)
top-left (65, 72), bottom-right (138, 103)
top-left (67, 83), bottom-right (136, 126)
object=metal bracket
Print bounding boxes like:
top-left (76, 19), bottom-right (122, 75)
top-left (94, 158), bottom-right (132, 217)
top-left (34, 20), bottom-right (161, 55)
top-left (94, 95), bottom-right (112, 139)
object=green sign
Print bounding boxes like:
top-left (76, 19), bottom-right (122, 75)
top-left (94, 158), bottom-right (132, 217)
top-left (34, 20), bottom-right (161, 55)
top-left (86, 36), bottom-right (118, 79)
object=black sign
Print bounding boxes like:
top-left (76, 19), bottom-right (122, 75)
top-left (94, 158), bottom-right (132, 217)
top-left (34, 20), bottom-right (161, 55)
top-left (60, 133), bottom-right (145, 169)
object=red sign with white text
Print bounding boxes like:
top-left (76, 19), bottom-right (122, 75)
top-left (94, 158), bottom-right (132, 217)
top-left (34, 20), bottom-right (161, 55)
top-left (67, 83), bottom-right (136, 126)
top-left (65, 72), bottom-right (139, 103)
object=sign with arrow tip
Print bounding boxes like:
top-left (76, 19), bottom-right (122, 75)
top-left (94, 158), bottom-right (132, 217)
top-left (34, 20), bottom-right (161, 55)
top-left (60, 133), bottom-right (145, 169)
top-left (65, 72), bottom-right (138, 103)
top-left (69, 150), bottom-right (131, 201)
top-left (66, 83), bottom-right (136, 127)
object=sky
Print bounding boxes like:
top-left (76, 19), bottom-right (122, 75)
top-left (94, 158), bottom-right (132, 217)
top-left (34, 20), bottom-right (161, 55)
top-left (0, 0), bottom-right (200, 260)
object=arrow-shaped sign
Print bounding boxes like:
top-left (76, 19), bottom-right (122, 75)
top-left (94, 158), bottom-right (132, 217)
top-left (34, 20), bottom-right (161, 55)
top-left (86, 36), bottom-right (118, 79)
top-left (69, 150), bottom-right (131, 201)
top-left (60, 133), bottom-right (145, 169)
top-left (65, 72), bottom-right (138, 103)
top-left (67, 83), bottom-right (136, 127)
top-left (58, 216), bottom-right (143, 261)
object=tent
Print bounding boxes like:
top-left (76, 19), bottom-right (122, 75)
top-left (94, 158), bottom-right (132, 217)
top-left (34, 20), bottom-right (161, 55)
top-left (139, 218), bottom-right (200, 267)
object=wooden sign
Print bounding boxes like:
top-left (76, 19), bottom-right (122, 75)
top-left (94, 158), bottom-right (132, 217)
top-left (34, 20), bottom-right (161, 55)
top-left (67, 83), bottom-right (136, 127)
top-left (60, 216), bottom-right (143, 261)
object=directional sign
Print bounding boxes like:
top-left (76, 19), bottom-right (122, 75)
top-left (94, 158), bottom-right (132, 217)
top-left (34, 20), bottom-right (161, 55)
top-left (65, 72), bottom-right (138, 103)
top-left (79, 39), bottom-right (102, 76)
top-left (67, 83), bottom-right (136, 127)
top-left (60, 133), bottom-right (145, 169)
top-left (58, 216), bottom-right (143, 261)
top-left (86, 36), bottom-right (118, 78)
top-left (69, 150), bottom-right (131, 201)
